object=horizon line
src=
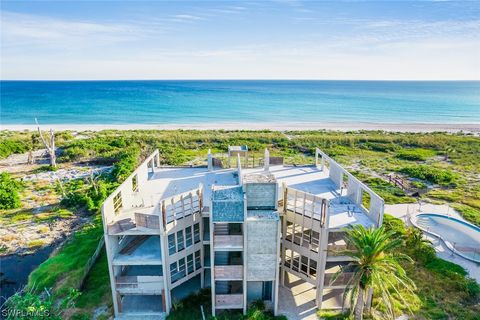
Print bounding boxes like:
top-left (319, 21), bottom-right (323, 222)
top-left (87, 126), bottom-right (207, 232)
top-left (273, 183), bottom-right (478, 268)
top-left (1, 79), bottom-right (480, 82)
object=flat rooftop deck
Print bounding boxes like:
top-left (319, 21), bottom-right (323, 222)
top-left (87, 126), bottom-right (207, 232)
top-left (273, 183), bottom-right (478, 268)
top-left (116, 165), bottom-right (374, 229)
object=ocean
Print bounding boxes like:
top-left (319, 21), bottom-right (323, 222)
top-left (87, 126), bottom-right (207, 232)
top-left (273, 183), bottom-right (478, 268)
top-left (1, 80), bottom-right (479, 125)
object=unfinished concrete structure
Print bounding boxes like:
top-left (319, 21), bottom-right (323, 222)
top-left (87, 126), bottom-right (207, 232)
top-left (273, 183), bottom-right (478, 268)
top-left (101, 147), bottom-right (384, 319)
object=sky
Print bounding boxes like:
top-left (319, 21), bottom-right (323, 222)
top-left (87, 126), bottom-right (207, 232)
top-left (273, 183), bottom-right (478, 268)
top-left (1, 1), bottom-right (479, 80)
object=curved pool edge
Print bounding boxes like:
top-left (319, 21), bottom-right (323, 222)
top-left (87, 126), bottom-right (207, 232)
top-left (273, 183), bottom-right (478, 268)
top-left (410, 213), bottom-right (480, 264)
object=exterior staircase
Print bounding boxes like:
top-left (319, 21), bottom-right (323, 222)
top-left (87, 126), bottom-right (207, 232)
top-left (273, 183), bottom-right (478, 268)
top-left (120, 235), bottom-right (150, 255)
top-left (214, 224), bottom-right (229, 235)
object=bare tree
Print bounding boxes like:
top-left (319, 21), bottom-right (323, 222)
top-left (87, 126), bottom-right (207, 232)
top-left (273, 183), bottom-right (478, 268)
top-left (35, 118), bottom-right (56, 168)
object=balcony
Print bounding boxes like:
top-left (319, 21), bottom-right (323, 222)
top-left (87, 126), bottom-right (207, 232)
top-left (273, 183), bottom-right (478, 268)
top-left (214, 265), bottom-right (243, 281)
top-left (214, 235), bottom-right (243, 250)
top-left (116, 275), bottom-right (164, 294)
top-left (215, 294), bottom-right (244, 309)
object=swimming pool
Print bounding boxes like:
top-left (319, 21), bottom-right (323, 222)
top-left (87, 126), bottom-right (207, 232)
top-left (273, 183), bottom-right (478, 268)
top-left (413, 213), bottom-right (480, 263)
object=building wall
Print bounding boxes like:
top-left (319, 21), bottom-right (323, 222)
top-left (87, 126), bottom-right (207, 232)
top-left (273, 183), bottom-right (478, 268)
top-left (245, 183), bottom-right (276, 209)
top-left (246, 220), bottom-right (278, 281)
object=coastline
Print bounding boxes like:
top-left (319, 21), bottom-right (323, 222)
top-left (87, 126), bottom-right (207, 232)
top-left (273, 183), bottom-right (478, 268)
top-left (1, 122), bottom-right (480, 133)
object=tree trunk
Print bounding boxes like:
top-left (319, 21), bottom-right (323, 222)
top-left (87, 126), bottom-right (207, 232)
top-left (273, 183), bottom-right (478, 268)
top-left (354, 287), bottom-right (365, 320)
top-left (49, 128), bottom-right (56, 168)
top-left (36, 119), bottom-right (56, 168)
top-left (49, 151), bottom-right (56, 167)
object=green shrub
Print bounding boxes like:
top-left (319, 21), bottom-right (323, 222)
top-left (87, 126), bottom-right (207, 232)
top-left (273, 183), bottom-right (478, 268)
top-left (0, 138), bottom-right (31, 159)
top-left (4, 287), bottom-right (79, 320)
top-left (399, 165), bottom-right (458, 185)
top-left (0, 172), bottom-right (22, 209)
top-left (396, 148), bottom-right (436, 161)
top-left (110, 147), bottom-right (140, 182)
top-left (32, 165), bottom-right (57, 173)
top-left (411, 181), bottom-right (427, 189)
top-left (364, 177), bottom-right (416, 204)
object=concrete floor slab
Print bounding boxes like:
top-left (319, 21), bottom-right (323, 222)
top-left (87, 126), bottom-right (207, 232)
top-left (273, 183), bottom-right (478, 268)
top-left (171, 274), bottom-right (202, 303)
top-left (114, 236), bottom-right (162, 265)
top-left (122, 294), bottom-right (163, 313)
top-left (278, 272), bottom-right (318, 320)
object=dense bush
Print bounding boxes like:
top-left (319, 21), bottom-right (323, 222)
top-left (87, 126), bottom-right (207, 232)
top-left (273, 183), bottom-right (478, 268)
top-left (0, 137), bottom-right (31, 159)
top-left (400, 165), bottom-right (458, 185)
top-left (110, 147), bottom-right (140, 182)
top-left (396, 148), bottom-right (436, 161)
top-left (0, 172), bottom-right (22, 209)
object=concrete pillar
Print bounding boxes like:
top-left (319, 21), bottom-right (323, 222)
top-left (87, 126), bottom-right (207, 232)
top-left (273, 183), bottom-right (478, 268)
top-left (104, 235), bottom-right (120, 316)
top-left (207, 149), bottom-right (213, 172)
top-left (315, 227), bottom-right (329, 309)
top-left (273, 220), bottom-right (281, 315)
top-left (315, 148), bottom-right (319, 167)
top-left (264, 148), bottom-right (270, 171)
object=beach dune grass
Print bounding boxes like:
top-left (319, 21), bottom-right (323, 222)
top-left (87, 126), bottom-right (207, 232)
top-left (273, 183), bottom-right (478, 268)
top-left (27, 217), bottom-right (103, 298)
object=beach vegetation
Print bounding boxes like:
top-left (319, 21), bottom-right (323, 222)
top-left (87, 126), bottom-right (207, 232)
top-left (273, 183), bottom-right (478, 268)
top-left (27, 216), bottom-right (103, 298)
top-left (32, 165), bottom-right (58, 173)
top-left (0, 172), bottom-right (22, 209)
top-left (3, 287), bottom-right (79, 320)
top-left (382, 214), bottom-right (480, 319)
top-left (399, 165), bottom-right (459, 186)
top-left (361, 177), bottom-right (416, 204)
top-left (395, 148), bottom-right (436, 161)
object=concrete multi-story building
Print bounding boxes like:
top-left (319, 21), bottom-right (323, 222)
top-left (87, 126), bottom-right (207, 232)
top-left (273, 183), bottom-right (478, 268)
top-left (101, 146), bottom-right (384, 319)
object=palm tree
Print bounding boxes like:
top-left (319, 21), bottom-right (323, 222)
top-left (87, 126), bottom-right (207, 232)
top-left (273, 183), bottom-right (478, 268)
top-left (331, 225), bottom-right (416, 320)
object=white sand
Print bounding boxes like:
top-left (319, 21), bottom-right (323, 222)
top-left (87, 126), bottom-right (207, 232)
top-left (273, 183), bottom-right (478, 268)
top-left (2, 122), bottom-right (480, 133)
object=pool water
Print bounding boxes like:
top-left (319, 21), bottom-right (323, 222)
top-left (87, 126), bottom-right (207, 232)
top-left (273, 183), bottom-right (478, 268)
top-left (415, 214), bottom-right (480, 263)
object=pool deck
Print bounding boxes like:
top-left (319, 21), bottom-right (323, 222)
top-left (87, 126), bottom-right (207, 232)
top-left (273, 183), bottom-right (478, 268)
top-left (385, 202), bottom-right (480, 283)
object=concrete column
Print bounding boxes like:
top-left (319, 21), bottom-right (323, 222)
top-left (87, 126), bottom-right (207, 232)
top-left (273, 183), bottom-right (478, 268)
top-left (273, 220), bottom-right (281, 315)
top-left (315, 227), bottom-right (329, 310)
top-left (160, 232), bottom-right (172, 315)
top-left (315, 148), bottom-right (319, 167)
top-left (243, 193), bottom-right (248, 315)
top-left (210, 218), bottom-right (216, 316)
top-left (321, 157), bottom-right (325, 171)
top-left (207, 149), bottom-right (213, 172)
top-left (104, 235), bottom-right (120, 316)
top-left (264, 148), bottom-right (270, 171)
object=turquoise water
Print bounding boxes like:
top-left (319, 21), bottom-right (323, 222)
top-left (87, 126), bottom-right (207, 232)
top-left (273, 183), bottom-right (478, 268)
top-left (1, 80), bottom-right (479, 125)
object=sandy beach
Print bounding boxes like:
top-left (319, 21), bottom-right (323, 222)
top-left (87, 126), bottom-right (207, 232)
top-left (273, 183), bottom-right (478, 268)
top-left (2, 122), bottom-right (479, 133)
